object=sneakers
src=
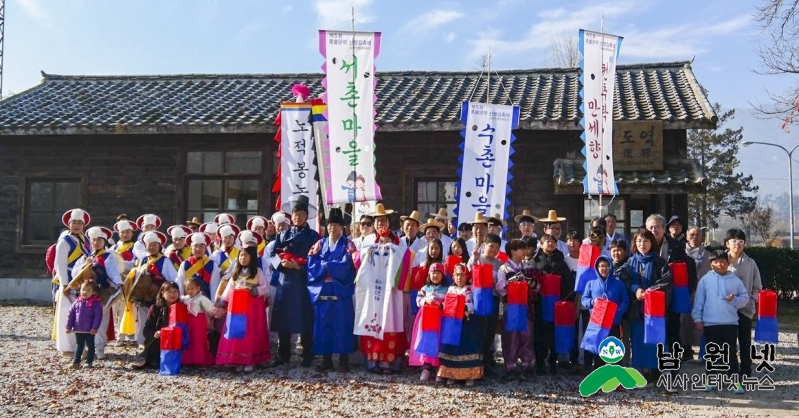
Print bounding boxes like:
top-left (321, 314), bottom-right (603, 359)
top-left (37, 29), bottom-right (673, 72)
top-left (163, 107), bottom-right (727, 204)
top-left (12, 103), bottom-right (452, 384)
top-left (435, 376), bottom-right (445, 384)
top-left (243, 365), bottom-right (254, 373)
top-left (235, 366), bottom-right (245, 372)
top-left (732, 383), bottom-right (745, 395)
top-left (96, 350), bottom-right (106, 360)
top-left (420, 369), bottom-right (431, 382)
top-left (465, 379), bottom-right (475, 387)
top-left (85, 363), bottom-right (93, 369)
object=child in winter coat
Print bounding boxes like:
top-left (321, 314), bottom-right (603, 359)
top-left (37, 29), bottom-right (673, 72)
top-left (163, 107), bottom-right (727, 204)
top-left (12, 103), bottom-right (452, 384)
top-left (692, 250), bottom-right (749, 394)
top-left (131, 282), bottom-right (180, 370)
top-left (496, 239), bottom-right (539, 379)
top-left (66, 281), bottom-right (104, 369)
top-left (581, 256), bottom-right (630, 370)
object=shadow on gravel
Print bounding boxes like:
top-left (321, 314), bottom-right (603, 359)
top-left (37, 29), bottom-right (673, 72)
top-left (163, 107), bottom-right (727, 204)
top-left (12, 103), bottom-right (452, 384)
top-left (0, 334), bottom-right (50, 342)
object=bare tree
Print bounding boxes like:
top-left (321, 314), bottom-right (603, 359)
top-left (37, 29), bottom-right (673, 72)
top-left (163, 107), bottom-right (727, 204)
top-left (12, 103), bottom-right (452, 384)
top-left (546, 31), bottom-right (580, 68)
top-left (475, 53), bottom-right (492, 71)
top-left (753, 1), bottom-right (799, 128)
top-left (741, 202), bottom-right (775, 244)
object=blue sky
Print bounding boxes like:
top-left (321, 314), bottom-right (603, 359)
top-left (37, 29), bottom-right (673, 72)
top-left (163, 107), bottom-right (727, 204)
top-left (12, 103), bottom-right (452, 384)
top-left (4, 0), bottom-right (798, 196)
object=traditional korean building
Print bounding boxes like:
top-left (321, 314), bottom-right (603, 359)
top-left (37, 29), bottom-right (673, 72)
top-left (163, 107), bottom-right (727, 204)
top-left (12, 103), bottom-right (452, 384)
top-left (0, 61), bottom-right (713, 277)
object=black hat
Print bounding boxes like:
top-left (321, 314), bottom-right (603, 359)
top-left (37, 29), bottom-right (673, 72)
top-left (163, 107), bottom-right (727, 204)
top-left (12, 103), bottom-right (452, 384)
top-left (327, 208), bottom-right (346, 225)
top-left (282, 195), bottom-right (318, 218)
top-left (667, 215), bottom-right (684, 229)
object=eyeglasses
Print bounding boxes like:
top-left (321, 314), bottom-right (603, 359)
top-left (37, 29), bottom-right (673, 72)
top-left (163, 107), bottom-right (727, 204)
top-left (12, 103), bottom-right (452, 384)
top-left (360, 222), bottom-right (373, 227)
top-left (728, 239), bottom-right (745, 245)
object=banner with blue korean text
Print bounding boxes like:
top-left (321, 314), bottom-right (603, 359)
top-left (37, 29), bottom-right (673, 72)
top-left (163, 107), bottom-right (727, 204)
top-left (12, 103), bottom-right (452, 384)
top-left (579, 29), bottom-right (622, 195)
top-left (319, 30), bottom-right (382, 205)
top-left (455, 102), bottom-right (520, 224)
top-left (281, 103), bottom-right (320, 231)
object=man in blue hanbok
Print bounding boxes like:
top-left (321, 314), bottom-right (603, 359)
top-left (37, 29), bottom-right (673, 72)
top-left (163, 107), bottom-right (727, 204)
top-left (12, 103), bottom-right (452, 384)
top-left (271, 195), bottom-right (321, 367)
top-left (307, 208), bottom-right (357, 372)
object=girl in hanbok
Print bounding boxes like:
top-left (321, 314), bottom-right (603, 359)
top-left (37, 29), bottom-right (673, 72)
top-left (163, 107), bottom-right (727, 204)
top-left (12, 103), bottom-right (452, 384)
top-left (411, 263), bottom-right (449, 383)
top-left (179, 277), bottom-right (215, 366)
top-left (131, 282), bottom-right (179, 370)
top-left (214, 245), bottom-right (270, 372)
top-left (437, 263), bottom-right (482, 386)
top-left (355, 227), bottom-right (410, 374)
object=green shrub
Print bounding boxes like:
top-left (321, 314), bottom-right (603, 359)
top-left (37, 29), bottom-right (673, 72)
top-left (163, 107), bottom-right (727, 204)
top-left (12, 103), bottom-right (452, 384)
top-left (744, 247), bottom-right (799, 299)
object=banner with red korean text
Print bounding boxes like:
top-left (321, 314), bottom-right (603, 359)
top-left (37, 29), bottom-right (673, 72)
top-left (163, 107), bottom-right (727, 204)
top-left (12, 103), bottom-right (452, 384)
top-left (579, 29), bottom-right (622, 196)
top-left (281, 103), bottom-right (319, 231)
top-left (455, 102), bottom-right (519, 224)
top-left (319, 30), bottom-right (382, 204)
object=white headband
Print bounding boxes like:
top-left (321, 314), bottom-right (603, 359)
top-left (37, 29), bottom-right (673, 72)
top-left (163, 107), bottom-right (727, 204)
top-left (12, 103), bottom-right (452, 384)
top-left (219, 225), bottom-right (236, 238)
top-left (86, 227), bottom-right (106, 241)
top-left (143, 232), bottom-right (161, 245)
top-left (70, 209), bottom-right (86, 223)
top-left (142, 214), bottom-right (158, 226)
top-left (271, 212), bottom-right (289, 225)
top-left (239, 230), bottom-right (257, 244)
top-left (190, 233), bottom-right (207, 246)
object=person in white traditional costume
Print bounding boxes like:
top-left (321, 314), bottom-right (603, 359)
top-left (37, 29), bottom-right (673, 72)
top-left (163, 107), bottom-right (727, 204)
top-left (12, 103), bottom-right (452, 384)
top-left (126, 230), bottom-right (176, 346)
top-left (210, 223), bottom-right (242, 298)
top-left (354, 224), bottom-right (411, 374)
top-left (175, 232), bottom-right (220, 299)
top-left (466, 212), bottom-right (490, 254)
top-left (84, 226), bottom-right (123, 359)
top-left (111, 219), bottom-right (138, 346)
top-left (199, 222), bottom-right (220, 254)
top-left (133, 214), bottom-right (162, 262)
top-left (165, 225), bottom-right (193, 272)
top-left (399, 210), bottom-right (425, 253)
top-left (352, 214), bottom-right (377, 251)
top-left (514, 209), bottom-right (539, 240)
top-left (54, 209), bottom-right (91, 355)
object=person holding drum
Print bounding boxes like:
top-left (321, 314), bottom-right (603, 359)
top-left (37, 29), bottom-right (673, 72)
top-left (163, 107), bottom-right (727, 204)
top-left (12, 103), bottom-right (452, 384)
top-left (83, 226), bottom-right (124, 360)
top-left (124, 231), bottom-right (177, 347)
top-left (54, 208), bottom-right (92, 355)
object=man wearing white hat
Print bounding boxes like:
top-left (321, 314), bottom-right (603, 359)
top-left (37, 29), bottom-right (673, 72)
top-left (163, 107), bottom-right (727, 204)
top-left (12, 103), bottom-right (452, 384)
top-left (165, 225), bottom-right (193, 271)
top-left (85, 226), bottom-right (123, 359)
top-left (176, 233), bottom-right (220, 300)
top-left (54, 208), bottom-right (92, 354)
top-left (133, 214), bottom-right (162, 262)
top-left (111, 219), bottom-right (139, 346)
top-left (127, 230), bottom-right (176, 346)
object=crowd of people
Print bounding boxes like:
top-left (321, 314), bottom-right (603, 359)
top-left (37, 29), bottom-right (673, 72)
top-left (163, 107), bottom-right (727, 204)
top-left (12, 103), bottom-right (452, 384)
top-left (50, 198), bottom-right (763, 392)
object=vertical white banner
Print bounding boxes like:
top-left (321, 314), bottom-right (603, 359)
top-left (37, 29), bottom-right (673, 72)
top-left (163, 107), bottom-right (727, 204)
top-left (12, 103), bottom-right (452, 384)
top-left (319, 30), bottom-right (382, 204)
top-left (456, 102), bottom-right (520, 225)
top-left (281, 103), bottom-right (319, 231)
top-left (580, 29), bottom-right (622, 196)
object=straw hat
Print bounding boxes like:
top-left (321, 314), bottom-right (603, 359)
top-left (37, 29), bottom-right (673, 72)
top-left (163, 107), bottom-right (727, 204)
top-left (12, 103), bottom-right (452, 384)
top-left (471, 212), bottom-right (489, 224)
top-left (400, 210), bottom-right (422, 225)
top-left (368, 203), bottom-right (394, 217)
top-left (430, 207), bottom-right (450, 221)
top-left (540, 209), bottom-right (567, 223)
top-left (186, 216), bottom-right (202, 227)
top-left (487, 213), bottom-right (507, 227)
top-left (514, 209), bottom-right (538, 224)
top-left (420, 217), bottom-right (445, 231)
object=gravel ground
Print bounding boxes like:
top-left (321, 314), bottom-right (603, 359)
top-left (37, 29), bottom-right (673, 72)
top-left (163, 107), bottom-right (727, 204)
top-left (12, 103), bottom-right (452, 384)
top-left (1, 305), bottom-right (797, 417)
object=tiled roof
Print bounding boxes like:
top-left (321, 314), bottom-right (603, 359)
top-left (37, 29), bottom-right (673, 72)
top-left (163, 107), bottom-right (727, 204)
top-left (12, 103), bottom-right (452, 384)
top-left (0, 61), bottom-right (717, 135)
top-left (553, 158), bottom-right (707, 194)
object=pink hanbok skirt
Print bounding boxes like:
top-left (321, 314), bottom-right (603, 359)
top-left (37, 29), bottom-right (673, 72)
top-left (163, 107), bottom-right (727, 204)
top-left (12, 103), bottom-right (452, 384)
top-left (409, 309), bottom-right (440, 367)
top-left (215, 294), bottom-right (271, 366)
top-left (182, 312), bottom-right (214, 366)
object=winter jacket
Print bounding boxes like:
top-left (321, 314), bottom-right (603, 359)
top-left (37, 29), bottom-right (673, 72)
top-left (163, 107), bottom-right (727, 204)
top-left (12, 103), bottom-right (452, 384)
top-left (66, 296), bottom-right (103, 333)
top-left (692, 270), bottom-right (749, 326)
top-left (528, 249), bottom-right (575, 302)
top-left (727, 252), bottom-right (763, 319)
top-left (581, 256), bottom-right (630, 326)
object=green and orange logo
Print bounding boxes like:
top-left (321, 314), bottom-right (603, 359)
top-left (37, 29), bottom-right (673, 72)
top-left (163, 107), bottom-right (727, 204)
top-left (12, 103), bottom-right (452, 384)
top-left (579, 337), bottom-right (648, 397)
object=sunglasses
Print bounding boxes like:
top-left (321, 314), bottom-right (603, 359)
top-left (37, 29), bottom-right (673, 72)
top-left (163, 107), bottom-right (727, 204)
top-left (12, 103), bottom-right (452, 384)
top-left (360, 222), bottom-right (373, 227)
